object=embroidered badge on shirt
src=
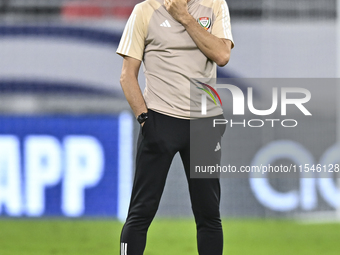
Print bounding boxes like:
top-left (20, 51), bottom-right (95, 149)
top-left (197, 17), bottom-right (211, 30)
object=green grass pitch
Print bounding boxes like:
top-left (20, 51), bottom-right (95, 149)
top-left (0, 218), bottom-right (339, 255)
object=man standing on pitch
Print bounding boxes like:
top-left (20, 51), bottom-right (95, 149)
top-left (116, 0), bottom-right (234, 254)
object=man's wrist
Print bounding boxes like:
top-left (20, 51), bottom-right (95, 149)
top-left (137, 112), bottom-right (149, 124)
top-left (178, 13), bottom-right (192, 26)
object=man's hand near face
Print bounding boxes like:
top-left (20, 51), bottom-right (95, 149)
top-left (164, 0), bottom-right (190, 24)
top-left (164, 0), bottom-right (232, 67)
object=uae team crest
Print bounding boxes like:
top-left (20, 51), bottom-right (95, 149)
top-left (197, 17), bottom-right (211, 30)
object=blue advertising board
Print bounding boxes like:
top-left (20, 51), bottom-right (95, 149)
top-left (0, 112), bottom-right (133, 220)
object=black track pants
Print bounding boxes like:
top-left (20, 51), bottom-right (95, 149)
top-left (120, 110), bottom-right (225, 255)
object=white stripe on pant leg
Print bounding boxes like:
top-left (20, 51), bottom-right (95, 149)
top-left (121, 243), bottom-right (127, 255)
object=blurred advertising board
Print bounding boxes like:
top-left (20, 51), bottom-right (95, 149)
top-left (0, 113), bottom-right (133, 220)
